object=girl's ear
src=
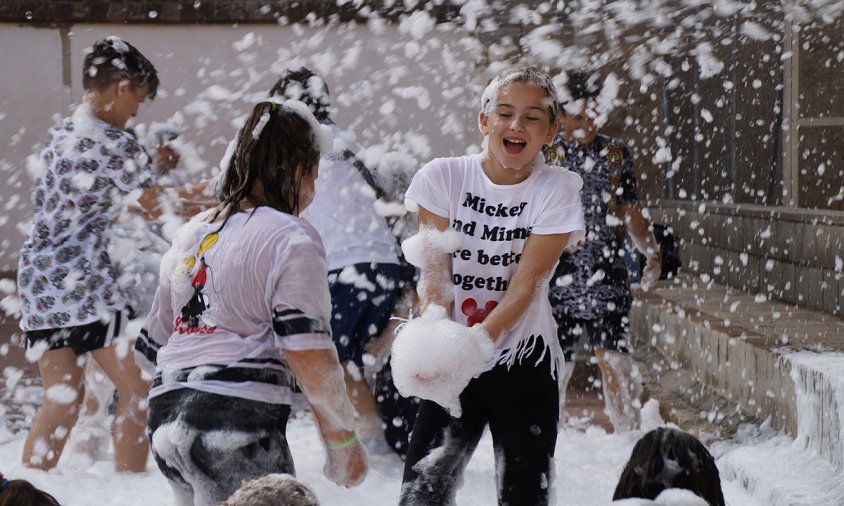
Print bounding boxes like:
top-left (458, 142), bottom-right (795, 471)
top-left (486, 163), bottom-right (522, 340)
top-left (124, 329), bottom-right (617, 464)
top-left (478, 110), bottom-right (490, 136)
top-left (544, 120), bottom-right (558, 145)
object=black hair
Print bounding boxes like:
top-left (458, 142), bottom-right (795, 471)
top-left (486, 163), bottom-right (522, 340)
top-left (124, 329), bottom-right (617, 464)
top-left (269, 67), bottom-right (331, 123)
top-left (560, 71), bottom-right (602, 106)
top-left (82, 36), bottom-right (159, 100)
top-left (481, 65), bottom-right (559, 123)
top-left (0, 478), bottom-right (62, 506)
top-left (211, 102), bottom-right (321, 225)
top-left (613, 427), bottom-right (726, 506)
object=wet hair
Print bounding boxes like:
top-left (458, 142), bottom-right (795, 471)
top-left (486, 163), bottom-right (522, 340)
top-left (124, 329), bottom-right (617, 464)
top-left (0, 476), bottom-right (62, 506)
top-left (612, 428), bottom-right (726, 506)
top-left (480, 65), bottom-right (559, 123)
top-left (560, 71), bottom-right (602, 107)
top-left (82, 36), bottom-right (159, 100)
top-left (269, 67), bottom-right (331, 123)
top-left (212, 101), bottom-right (321, 224)
top-left (220, 473), bottom-right (320, 506)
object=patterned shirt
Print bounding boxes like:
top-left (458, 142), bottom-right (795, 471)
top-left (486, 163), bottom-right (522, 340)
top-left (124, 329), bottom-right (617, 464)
top-left (543, 133), bottom-right (640, 320)
top-left (17, 105), bottom-right (156, 330)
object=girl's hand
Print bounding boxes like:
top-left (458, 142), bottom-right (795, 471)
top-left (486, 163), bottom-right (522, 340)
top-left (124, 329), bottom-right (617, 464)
top-left (323, 436), bottom-right (369, 487)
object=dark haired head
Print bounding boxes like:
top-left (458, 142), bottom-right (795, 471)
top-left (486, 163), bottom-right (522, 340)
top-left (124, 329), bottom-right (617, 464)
top-left (560, 71), bottom-right (601, 107)
top-left (613, 428), bottom-right (726, 506)
top-left (213, 102), bottom-right (321, 223)
top-left (82, 36), bottom-right (159, 100)
top-left (269, 68), bottom-right (331, 123)
top-left (481, 65), bottom-right (559, 123)
top-left (0, 476), bottom-right (62, 506)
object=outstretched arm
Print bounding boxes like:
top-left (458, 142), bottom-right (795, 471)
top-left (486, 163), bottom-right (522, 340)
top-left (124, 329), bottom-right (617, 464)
top-left (480, 232), bottom-right (570, 341)
top-left (136, 180), bottom-right (217, 220)
top-left (284, 347), bottom-right (368, 487)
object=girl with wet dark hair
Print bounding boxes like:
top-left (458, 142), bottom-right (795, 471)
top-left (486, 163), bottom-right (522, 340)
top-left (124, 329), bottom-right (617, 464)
top-left (613, 427), bottom-right (726, 506)
top-left (136, 100), bottom-right (368, 506)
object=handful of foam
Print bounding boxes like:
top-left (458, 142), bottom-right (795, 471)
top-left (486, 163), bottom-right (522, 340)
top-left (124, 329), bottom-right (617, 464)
top-left (391, 305), bottom-right (495, 418)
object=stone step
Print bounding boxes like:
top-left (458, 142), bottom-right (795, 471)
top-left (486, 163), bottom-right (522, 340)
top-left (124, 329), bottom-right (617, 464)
top-left (631, 275), bottom-right (844, 472)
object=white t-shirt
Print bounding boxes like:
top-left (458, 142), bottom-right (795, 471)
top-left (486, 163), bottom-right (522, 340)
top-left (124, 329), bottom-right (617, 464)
top-left (136, 207), bottom-right (335, 405)
top-left (301, 123), bottom-right (399, 271)
top-left (405, 154), bottom-right (585, 374)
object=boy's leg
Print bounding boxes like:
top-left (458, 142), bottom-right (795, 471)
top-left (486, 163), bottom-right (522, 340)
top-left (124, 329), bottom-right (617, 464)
top-left (400, 394), bottom-right (486, 506)
top-left (22, 346), bottom-right (85, 470)
top-left (485, 340), bottom-right (560, 505)
top-left (91, 336), bottom-right (150, 472)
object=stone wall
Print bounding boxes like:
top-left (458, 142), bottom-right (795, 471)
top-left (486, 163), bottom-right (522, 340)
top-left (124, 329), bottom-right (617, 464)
top-left (651, 200), bottom-right (844, 315)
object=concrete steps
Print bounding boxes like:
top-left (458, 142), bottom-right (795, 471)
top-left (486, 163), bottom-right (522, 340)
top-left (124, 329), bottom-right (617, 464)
top-left (631, 275), bottom-right (844, 500)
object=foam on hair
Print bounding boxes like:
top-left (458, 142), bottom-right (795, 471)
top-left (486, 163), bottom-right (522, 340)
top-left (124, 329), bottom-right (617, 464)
top-left (82, 36), bottom-right (159, 99)
top-left (479, 65), bottom-right (559, 121)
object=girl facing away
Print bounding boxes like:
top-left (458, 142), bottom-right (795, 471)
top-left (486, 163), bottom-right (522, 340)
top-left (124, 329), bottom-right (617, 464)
top-left (134, 100), bottom-right (368, 506)
top-left (391, 66), bottom-right (586, 504)
top-left (17, 36), bottom-right (185, 473)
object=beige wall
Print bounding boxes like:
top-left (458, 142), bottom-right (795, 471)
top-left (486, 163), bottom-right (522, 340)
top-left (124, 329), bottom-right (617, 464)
top-left (0, 22), bottom-right (484, 271)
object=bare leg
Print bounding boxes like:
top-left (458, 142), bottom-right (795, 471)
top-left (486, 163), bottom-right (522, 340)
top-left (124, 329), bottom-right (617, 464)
top-left (22, 348), bottom-right (85, 470)
top-left (595, 349), bottom-right (642, 432)
top-left (91, 338), bottom-right (150, 472)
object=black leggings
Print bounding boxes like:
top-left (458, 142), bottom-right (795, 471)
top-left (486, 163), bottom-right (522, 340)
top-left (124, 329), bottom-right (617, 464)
top-left (147, 388), bottom-right (293, 506)
top-left (400, 340), bottom-right (560, 506)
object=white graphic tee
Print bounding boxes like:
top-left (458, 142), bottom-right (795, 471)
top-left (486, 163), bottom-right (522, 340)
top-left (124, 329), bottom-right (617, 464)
top-left (405, 154), bottom-right (585, 374)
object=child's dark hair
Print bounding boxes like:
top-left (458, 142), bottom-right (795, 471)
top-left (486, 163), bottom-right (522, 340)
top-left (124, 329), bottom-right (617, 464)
top-left (212, 102), bottom-right (321, 224)
top-left (269, 68), bottom-right (331, 123)
top-left (0, 474), bottom-right (62, 506)
top-left (560, 71), bottom-right (602, 106)
top-left (480, 65), bottom-right (559, 123)
top-left (612, 427), bottom-right (726, 506)
top-left (82, 36), bottom-right (159, 100)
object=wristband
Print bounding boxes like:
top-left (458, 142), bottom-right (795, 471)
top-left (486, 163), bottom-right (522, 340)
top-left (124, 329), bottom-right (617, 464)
top-left (327, 433), bottom-right (358, 450)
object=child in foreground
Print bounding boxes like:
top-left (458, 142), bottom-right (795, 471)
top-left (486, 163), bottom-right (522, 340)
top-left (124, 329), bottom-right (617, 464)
top-left (392, 65), bottom-right (586, 505)
top-left (135, 100), bottom-right (368, 505)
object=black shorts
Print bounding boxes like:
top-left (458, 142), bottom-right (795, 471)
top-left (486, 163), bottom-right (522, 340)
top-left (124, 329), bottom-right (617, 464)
top-left (328, 262), bottom-right (399, 366)
top-left (555, 313), bottom-right (630, 361)
top-left (25, 310), bottom-right (129, 356)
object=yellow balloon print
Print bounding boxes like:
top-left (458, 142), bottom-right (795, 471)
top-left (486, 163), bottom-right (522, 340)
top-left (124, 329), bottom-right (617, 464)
top-left (181, 256), bottom-right (196, 270)
top-left (197, 233), bottom-right (219, 258)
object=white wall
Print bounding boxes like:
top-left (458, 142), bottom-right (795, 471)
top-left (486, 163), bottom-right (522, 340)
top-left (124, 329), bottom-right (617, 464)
top-left (0, 21), bottom-right (485, 271)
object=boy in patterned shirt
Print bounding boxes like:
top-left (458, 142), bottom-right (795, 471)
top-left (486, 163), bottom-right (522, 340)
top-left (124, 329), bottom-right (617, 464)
top-left (17, 37), bottom-right (181, 472)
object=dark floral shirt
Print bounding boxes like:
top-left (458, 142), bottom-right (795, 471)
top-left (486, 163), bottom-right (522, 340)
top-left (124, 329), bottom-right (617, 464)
top-left (544, 133), bottom-right (640, 320)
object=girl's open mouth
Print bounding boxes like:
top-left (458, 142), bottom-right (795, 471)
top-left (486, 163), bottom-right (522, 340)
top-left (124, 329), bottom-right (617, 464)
top-left (503, 138), bottom-right (526, 154)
